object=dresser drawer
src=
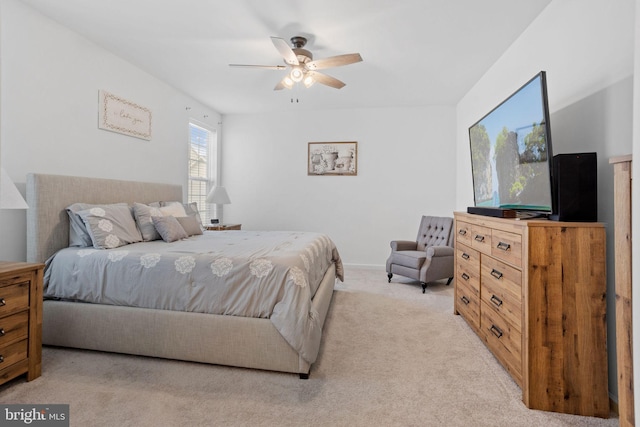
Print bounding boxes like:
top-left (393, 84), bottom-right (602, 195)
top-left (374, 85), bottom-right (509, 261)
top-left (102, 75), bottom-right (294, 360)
top-left (491, 229), bottom-right (522, 267)
top-left (0, 339), bottom-right (28, 370)
top-left (456, 244), bottom-right (480, 270)
top-left (481, 257), bottom-right (522, 331)
top-left (0, 282), bottom-right (29, 317)
top-left (456, 221), bottom-right (473, 246)
top-left (481, 301), bottom-right (522, 385)
top-left (456, 278), bottom-right (480, 330)
top-left (0, 311), bottom-right (28, 347)
top-left (470, 224), bottom-right (492, 255)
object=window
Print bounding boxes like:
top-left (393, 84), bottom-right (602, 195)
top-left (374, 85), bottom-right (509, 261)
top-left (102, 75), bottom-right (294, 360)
top-left (188, 122), bottom-right (217, 223)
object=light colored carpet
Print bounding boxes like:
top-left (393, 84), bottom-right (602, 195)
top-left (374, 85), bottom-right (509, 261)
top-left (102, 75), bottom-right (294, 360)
top-left (0, 267), bottom-right (619, 426)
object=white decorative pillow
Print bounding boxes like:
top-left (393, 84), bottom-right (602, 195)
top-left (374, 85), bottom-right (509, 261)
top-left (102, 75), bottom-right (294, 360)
top-left (159, 202), bottom-right (187, 217)
top-left (132, 202), bottom-right (163, 241)
top-left (183, 202), bottom-right (204, 229)
top-left (77, 204), bottom-right (143, 249)
top-left (176, 216), bottom-right (203, 236)
top-left (152, 215), bottom-right (188, 242)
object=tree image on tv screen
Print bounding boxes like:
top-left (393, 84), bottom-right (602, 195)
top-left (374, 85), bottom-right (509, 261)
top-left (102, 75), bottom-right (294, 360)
top-left (469, 124), bottom-right (492, 204)
top-left (494, 122), bottom-right (549, 206)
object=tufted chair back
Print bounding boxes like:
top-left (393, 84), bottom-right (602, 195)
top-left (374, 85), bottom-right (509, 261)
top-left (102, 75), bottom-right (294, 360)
top-left (415, 216), bottom-right (454, 251)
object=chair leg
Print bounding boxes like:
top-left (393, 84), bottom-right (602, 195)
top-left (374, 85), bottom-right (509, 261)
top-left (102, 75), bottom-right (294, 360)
top-left (421, 282), bottom-right (427, 293)
top-left (446, 277), bottom-right (453, 286)
top-left (387, 273), bottom-right (392, 283)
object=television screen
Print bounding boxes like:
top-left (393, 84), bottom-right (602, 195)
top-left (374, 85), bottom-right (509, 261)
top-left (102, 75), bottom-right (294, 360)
top-left (468, 71), bottom-right (553, 213)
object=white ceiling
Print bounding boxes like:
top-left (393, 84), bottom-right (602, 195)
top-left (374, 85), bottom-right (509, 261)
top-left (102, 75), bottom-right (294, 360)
top-left (18, 0), bottom-right (552, 115)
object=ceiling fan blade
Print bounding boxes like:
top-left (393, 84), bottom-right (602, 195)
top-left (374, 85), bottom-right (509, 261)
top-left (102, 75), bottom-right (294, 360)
top-left (308, 71), bottom-right (346, 89)
top-left (306, 53), bottom-right (362, 70)
top-left (271, 37), bottom-right (299, 65)
top-left (229, 64), bottom-right (287, 70)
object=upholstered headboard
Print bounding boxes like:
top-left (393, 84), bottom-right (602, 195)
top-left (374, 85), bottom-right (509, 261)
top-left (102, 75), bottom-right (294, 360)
top-left (26, 173), bottom-right (183, 263)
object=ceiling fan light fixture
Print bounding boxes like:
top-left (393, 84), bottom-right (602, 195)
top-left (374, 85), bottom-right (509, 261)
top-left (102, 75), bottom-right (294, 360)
top-left (290, 67), bottom-right (304, 82)
top-left (303, 75), bottom-right (315, 88)
top-left (282, 76), bottom-right (294, 89)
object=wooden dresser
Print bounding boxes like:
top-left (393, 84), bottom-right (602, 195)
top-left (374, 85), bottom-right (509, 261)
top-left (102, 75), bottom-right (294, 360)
top-left (0, 261), bottom-right (44, 385)
top-left (453, 212), bottom-right (609, 417)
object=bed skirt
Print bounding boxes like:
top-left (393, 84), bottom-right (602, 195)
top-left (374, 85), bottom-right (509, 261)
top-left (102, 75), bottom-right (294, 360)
top-left (43, 263), bottom-right (336, 376)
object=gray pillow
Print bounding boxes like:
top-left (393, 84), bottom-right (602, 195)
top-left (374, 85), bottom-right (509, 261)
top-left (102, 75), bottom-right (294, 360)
top-left (66, 203), bottom-right (94, 247)
top-left (176, 216), bottom-right (203, 236)
top-left (77, 204), bottom-right (143, 249)
top-left (66, 202), bottom-right (128, 247)
top-left (132, 202), bottom-right (163, 241)
top-left (152, 215), bottom-right (188, 242)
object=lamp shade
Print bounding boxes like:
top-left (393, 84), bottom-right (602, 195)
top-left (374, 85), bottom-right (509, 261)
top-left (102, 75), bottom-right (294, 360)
top-left (0, 168), bottom-right (28, 209)
top-left (206, 186), bottom-right (231, 204)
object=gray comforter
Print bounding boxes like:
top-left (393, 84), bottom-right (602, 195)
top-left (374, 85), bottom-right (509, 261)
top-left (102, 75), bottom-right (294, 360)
top-left (44, 230), bottom-right (343, 363)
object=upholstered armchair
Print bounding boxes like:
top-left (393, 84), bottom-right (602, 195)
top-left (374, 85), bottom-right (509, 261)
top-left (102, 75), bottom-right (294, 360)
top-left (386, 216), bottom-right (454, 293)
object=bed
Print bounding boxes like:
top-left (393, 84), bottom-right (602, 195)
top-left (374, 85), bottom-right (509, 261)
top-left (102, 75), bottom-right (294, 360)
top-left (26, 173), bottom-right (343, 378)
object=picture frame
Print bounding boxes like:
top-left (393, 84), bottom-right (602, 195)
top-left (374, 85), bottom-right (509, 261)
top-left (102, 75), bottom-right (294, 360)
top-left (308, 141), bottom-right (358, 176)
top-left (98, 90), bottom-right (152, 140)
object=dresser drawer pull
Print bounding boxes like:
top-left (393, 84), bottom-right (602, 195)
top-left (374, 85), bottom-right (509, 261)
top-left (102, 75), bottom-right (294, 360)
top-left (0, 298), bottom-right (5, 307)
top-left (496, 241), bottom-right (511, 251)
top-left (474, 235), bottom-right (485, 242)
top-left (461, 253), bottom-right (470, 260)
top-left (489, 325), bottom-right (503, 339)
top-left (458, 229), bottom-right (467, 236)
top-left (461, 273), bottom-right (470, 281)
top-left (460, 296), bottom-right (470, 305)
top-left (490, 269), bottom-right (503, 280)
top-left (0, 328), bottom-right (4, 337)
top-left (0, 355), bottom-right (4, 363)
top-left (490, 295), bottom-right (503, 307)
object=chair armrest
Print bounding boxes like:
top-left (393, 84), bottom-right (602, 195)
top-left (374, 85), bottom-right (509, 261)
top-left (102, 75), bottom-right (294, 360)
top-left (426, 246), bottom-right (454, 259)
top-left (390, 240), bottom-right (417, 251)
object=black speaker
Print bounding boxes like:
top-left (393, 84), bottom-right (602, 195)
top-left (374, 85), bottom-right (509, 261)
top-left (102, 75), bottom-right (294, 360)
top-left (549, 152), bottom-right (597, 221)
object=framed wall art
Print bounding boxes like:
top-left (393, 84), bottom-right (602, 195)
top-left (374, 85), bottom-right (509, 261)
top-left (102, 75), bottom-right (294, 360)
top-left (308, 141), bottom-right (357, 176)
top-left (98, 90), bottom-right (152, 140)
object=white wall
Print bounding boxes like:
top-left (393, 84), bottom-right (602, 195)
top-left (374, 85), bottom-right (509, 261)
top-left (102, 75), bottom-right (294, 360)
top-left (455, 0), bottom-right (635, 403)
top-left (222, 106), bottom-right (456, 266)
top-left (0, 0), bottom-right (221, 261)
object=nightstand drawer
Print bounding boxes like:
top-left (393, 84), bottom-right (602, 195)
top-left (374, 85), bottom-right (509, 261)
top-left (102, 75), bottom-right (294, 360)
top-left (0, 339), bottom-right (28, 369)
top-left (0, 282), bottom-right (29, 317)
top-left (0, 311), bottom-right (28, 347)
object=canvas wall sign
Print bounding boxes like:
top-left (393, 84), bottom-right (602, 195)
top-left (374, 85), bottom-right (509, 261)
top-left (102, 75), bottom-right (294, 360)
top-left (98, 90), bottom-right (152, 140)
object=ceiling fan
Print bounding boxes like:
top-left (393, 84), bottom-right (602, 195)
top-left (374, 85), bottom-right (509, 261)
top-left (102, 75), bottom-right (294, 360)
top-left (229, 36), bottom-right (363, 90)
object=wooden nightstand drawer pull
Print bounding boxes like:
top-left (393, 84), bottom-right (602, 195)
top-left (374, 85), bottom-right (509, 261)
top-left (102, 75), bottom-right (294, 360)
top-left (490, 269), bottom-right (503, 280)
top-left (0, 355), bottom-right (4, 363)
top-left (0, 298), bottom-right (5, 307)
top-left (460, 296), bottom-right (470, 305)
top-left (461, 252), bottom-right (470, 260)
top-left (489, 325), bottom-right (503, 339)
top-left (490, 295), bottom-right (503, 307)
top-left (496, 241), bottom-right (511, 251)
top-left (458, 229), bottom-right (467, 236)
top-left (461, 273), bottom-right (470, 281)
top-left (0, 328), bottom-right (4, 336)
top-left (474, 235), bottom-right (485, 242)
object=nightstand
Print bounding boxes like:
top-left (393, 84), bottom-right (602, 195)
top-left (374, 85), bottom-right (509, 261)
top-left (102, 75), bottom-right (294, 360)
top-left (205, 224), bottom-right (242, 231)
top-left (0, 261), bottom-right (44, 385)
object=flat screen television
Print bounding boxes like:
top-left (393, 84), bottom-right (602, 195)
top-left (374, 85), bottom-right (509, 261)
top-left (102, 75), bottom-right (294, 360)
top-left (468, 71), bottom-right (553, 216)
